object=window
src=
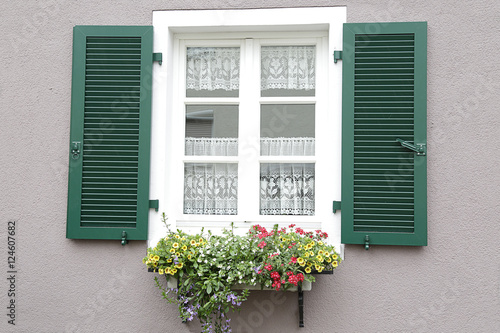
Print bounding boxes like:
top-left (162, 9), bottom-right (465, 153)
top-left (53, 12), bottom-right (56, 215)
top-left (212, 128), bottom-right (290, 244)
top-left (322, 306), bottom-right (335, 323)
top-left (151, 8), bottom-right (345, 249)
top-left (66, 8), bottom-right (427, 250)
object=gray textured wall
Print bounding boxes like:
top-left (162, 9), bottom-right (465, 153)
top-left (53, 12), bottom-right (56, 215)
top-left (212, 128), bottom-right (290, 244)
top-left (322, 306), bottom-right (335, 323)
top-left (1, 0), bottom-right (499, 332)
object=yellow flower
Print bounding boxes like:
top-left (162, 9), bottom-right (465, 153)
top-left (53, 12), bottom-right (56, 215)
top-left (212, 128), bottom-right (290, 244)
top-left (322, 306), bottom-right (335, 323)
top-left (309, 251), bottom-right (314, 257)
top-left (190, 240), bottom-right (196, 246)
top-left (317, 266), bottom-right (324, 273)
top-left (176, 263), bottom-right (183, 269)
top-left (167, 258), bottom-right (172, 263)
top-left (332, 261), bottom-right (338, 268)
top-left (164, 236), bottom-right (169, 240)
top-left (182, 245), bottom-right (188, 251)
top-left (187, 255), bottom-right (192, 260)
top-left (318, 241), bottom-right (324, 246)
top-left (158, 269), bottom-right (164, 275)
top-left (304, 252), bottom-right (309, 258)
top-left (172, 242), bottom-right (179, 248)
top-left (305, 267), bottom-right (312, 273)
top-left (153, 255), bottom-right (160, 261)
top-left (199, 238), bottom-right (204, 243)
top-left (318, 250), bottom-right (324, 255)
top-left (171, 268), bottom-right (178, 274)
top-left (332, 254), bottom-right (338, 260)
top-left (175, 252), bottom-right (180, 257)
top-left (169, 249), bottom-right (175, 253)
top-left (316, 255), bottom-right (323, 262)
top-left (181, 237), bottom-right (186, 241)
top-left (299, 261), bottom-right (306, 267)
top-left (315, 264), bottom-right (322, 271)
top-left (175, 235), bottom-right (180, 239)
top-left (326, 257), bottom-right (332, 263)
top-left (297, 257), bottom-right (305, 264)
top-left (149, 254), bottom-right (154, 259)
top-left (165, 268), bottom-right (171, 274)
top-left (307, 262), bottom-right (312, 267)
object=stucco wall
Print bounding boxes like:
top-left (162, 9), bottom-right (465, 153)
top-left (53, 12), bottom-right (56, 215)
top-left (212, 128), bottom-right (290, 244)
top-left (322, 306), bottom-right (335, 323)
top-left (1, 0), bottom-right (499, 332)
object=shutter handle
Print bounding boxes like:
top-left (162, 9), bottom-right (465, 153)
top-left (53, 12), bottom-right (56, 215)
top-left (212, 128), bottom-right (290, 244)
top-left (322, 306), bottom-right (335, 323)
top-left (396, 138), bottom-right (426, 156)
top-left (71, 141), bottom-right (81, 159)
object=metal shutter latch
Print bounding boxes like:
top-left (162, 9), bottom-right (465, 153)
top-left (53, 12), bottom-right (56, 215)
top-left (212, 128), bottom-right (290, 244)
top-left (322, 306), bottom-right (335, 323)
top-left (396, 138), bottom-right (426, 156)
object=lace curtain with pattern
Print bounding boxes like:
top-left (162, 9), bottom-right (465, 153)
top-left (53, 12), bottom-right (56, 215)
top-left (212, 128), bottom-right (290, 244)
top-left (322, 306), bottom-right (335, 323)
top-left (184, 46), bottom-right (315, 215)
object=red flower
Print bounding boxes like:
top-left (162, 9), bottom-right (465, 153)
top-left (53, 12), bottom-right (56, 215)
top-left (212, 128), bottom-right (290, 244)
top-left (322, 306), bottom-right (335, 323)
top-left (258, 241), bottom-right (267, 249)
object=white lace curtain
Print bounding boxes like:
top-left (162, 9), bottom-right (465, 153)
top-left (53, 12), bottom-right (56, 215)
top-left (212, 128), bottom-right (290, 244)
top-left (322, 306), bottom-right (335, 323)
top-left (183, 138), bottom-right (315, 216)
top-left (184, 163), bottom-right (238, 215)
top-left (185, 46), bottom-right (316, 92)
top-left (260, 163), bottom-right (315, 216)
top-left (260, 137), bottom-right (315, 156)
top-left (185, 137), bottom-right (238, 156)
top-left (261, 46), bottom-right (316, 91)
top-left (186, 47), bottom-right (240, 91)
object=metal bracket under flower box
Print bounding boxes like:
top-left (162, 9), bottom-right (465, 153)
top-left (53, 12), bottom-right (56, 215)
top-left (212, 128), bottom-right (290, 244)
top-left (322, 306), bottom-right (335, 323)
top-left (149, 269), bottom-right (333, 328)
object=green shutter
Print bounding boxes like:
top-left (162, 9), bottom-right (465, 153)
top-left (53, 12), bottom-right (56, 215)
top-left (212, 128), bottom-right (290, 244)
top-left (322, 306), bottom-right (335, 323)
top-left (66, 26), bottom-right (153, 240)
top-left (341, 22), bottom-right (427, 247)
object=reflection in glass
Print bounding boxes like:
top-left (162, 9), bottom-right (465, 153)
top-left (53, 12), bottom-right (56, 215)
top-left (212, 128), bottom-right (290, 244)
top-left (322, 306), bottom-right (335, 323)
top-left (260, 104), bottom-right (315, 156)
top-left (185, 105), bottom-right (238, 156)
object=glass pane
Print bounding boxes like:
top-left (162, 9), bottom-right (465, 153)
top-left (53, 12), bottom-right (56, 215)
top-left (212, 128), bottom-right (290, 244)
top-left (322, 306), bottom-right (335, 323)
top-left (186, 47), bottom-right (240, 97)
top-left (261, 45), bottom-right (315, 97)
top-left (185, 105), bottom-right (238, 156)
top-left (184, 163), bottom-right (238, 215)
top-left (260, 104), bottom-right (315, 156)
top-left (260, 163), bottom-right (315, 216)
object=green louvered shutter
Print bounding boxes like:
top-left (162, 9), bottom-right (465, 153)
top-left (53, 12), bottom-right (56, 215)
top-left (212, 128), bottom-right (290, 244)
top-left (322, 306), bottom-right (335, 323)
top-left (341, 22), bottom-right (427, 247)
top-left (66, 26), bottom-right (153, 240)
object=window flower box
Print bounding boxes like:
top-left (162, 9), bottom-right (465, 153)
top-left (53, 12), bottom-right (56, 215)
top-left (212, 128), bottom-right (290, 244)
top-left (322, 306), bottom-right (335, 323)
top-left (144, 215), bottom-right (341, 332)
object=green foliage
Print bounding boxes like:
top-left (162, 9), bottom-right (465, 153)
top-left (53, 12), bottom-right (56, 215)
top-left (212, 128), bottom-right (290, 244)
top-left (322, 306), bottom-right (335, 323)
top-left (143, 215), bottom-right (341, 333)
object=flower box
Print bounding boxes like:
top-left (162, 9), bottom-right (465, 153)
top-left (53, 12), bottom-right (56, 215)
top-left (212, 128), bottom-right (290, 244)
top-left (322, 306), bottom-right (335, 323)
top-left (144, 218), bottom-right (341, 332)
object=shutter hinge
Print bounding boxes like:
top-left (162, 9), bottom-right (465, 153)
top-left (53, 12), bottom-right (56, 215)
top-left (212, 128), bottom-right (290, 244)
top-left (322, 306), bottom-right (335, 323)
top-left (121, 231), bottom-right (128, 246)
top-left (149, 199), bottom-right (159, 212)
top-left (396, 138), bottom-right (426, 156)
top-left (364, 235), bottom-right (370, 251)
top-left (333, 50), bottom-right (343, 63)
top-left (153, 52), bottom-right (163, 65)
top-left (333, 201), bottom-right (341, 213)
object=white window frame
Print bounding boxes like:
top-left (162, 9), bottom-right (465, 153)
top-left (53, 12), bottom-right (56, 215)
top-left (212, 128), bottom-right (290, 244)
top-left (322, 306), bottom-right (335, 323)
top-left (150, 8), bottom-right (346, 252)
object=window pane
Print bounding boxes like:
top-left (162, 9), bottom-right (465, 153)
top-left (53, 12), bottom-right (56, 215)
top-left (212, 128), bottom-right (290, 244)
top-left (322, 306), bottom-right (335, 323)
top-left (184, 163), bottom-right (238, 215)
top-left (186, 47), bottom-right (240, 97)
top-left (261, 45), bottom-right (315, 97)
top-left (185, 105), bottom-right (238, 156)
top-left (260, 104), bottom-right (315, 156)
top-left (260, 163), bottom-right (315, 216)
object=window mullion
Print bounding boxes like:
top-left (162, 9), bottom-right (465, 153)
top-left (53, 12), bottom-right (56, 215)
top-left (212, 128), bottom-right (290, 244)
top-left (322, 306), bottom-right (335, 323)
top-left (238, 39), bottom-right (260, 219)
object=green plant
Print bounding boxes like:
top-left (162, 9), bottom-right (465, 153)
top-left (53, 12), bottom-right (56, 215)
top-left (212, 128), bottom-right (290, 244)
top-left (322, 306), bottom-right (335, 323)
top-left (144, 214), bottom-right (341, 333)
